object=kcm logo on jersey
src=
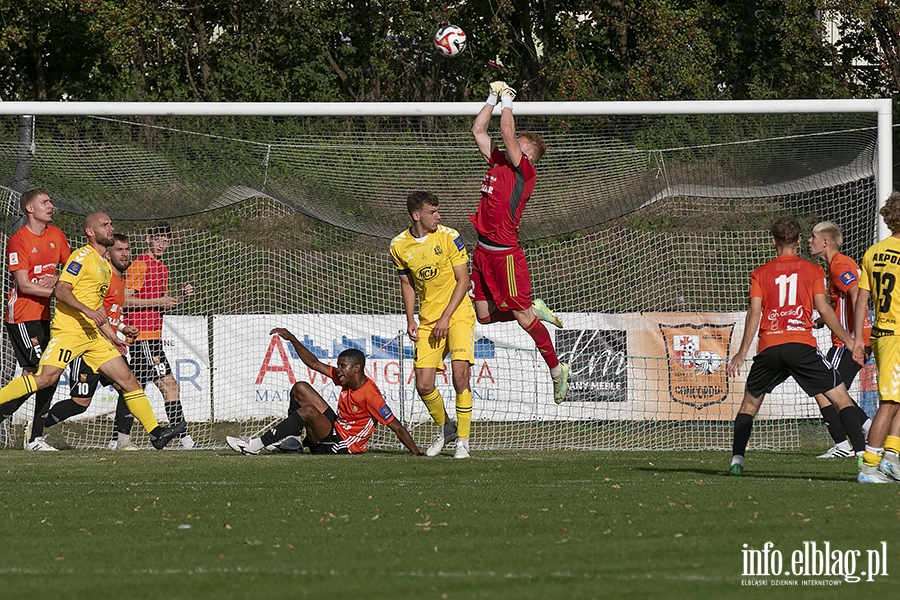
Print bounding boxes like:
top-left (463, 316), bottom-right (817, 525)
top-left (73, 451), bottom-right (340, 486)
top-left (659, 323), bottom-right (733, 409)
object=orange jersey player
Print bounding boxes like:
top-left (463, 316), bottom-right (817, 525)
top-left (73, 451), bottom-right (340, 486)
top-left (226, 328), bottom-right (423, 456)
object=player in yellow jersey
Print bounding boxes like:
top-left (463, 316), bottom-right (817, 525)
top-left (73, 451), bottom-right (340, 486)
top-left (0, 213), bottom-right (183, 449)
top-left (853, 191), bottom-right (900, 483)
top-left (390, 191), bottom-right (476, 458)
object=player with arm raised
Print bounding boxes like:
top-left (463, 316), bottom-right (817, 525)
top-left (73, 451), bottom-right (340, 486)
top-left (0, 213), bottom-right (183, 449)
top-left (227, 328), bottom-right (422, 456)
top-left (807, 221), bottom-right (872, 458)
top-left (390, 191), bottom-right (475, 458)
top-left (725, 216), bottom-right (866, 477)
top-left (469, 81), bottom-right (569, 404)
top-left (0, 188), bottom-right (71, 450)
top-left (852, 191), bottom-right (900, 483)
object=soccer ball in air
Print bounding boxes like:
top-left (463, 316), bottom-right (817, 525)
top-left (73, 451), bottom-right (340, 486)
top-left (434, 24), bottom-right (467, 57)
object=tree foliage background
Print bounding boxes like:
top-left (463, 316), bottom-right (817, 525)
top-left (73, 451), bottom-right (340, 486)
top-left (0, 0), bottom-right (897, 103)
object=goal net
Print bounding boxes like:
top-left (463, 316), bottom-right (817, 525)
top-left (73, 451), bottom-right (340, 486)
top-left (0, 103), bottom-right (886, 451)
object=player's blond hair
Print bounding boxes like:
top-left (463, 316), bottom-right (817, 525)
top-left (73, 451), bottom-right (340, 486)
top-left (518, 131), bottom-right (546, 163)
top-left (881, 191), bottom-right (900, 234)
top-left (812, 221), bottom-right (842, 249)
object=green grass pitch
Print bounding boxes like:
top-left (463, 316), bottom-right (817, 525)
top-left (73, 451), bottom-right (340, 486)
top-left (0, 449), bottom-right (896, 599)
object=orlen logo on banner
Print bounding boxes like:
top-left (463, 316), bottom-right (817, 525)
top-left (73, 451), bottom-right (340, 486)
top-left (659, 323), bottom-right (733, 409)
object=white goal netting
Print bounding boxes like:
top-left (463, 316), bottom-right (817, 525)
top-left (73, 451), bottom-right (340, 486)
top-left (0, 108), bottom-right (883, 451)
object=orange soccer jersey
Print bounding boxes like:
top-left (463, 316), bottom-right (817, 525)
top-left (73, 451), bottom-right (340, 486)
top-left (328, 366), bottom-right (395, 454)
top-left (827, 253), bottom-right (872, 348)
top-left (750, 254), bottom-right (825, 352)
top-left (105, 271), bottom-right (125, 328)
top-left (125, 253), bottom-right (168, 340)
top-left (5, 225), bottom-right (71, 323)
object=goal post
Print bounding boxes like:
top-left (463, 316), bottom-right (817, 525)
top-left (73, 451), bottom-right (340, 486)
top-left (0, 99), bottom-right (892, 451)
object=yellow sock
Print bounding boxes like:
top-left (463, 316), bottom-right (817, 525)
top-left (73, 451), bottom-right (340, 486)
top-left (0, 374), bottom-right (37, 405)
top-left (884, 436), bottom-right (900, 455)
top-left (863, 450), bottom-right (883, 468)
top-left (421, 389), bottom-right (446, 427)
top-left (122, 389), bottom-right (159, 433)
top-left (456, 390), bottom-right (473, 439)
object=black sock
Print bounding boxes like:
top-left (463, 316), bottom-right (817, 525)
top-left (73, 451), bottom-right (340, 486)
top-left (0, 394), bottom-right (31, 417)
top-left (260, 412), bottom-right (306, 447)
top-left (164, 400), bottom-right (187, 434)
top-left (838, 406), bottom-right (865, 452)
top-left (114, 396), bottom-right (135, 435)
top-left (45, 399), bottom-right (88, 428)
top-left (819, 404), bottom-right (846, 444)
top-left (29, 387), bottom-right (55, 439)
top-left (732, 413), bottom-right (754, 457)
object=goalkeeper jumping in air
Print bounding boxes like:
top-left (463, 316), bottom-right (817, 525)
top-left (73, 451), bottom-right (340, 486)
top-left (468, 81), bottom-right (569, 404)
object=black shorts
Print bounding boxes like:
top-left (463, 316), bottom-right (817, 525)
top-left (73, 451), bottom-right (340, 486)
top-left (128, 339), bottom-right (172, 383)
top-left (68, 356), bottom-right (114, 399)
top-left (5, 321), bottom-right (50, 370)
top-left (825, 345), bottom-right (871, 389)
top-left (745, 343), bottom-right (841, 398)
top-left (306, 407), bottom-right (351, 455)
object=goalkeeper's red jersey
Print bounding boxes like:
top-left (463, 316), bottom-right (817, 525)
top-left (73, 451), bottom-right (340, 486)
top-left (329, 366), bottom-right (396, 454)
top-left (750, 254), bottom-right (825, 352)
top-left (468, 147), bottom-right (536, 247)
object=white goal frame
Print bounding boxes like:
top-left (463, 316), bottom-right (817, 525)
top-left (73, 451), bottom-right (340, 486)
top-left (0, 98), bottom-right (892, 236)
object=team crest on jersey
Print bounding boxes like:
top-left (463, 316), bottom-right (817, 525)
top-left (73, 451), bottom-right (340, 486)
top-left (417, 265), bottom-right (439, 281)
top-left (434, 245), bottom-right (443, 256)
top-left (30, 336), bottom-right (39, 347)
top-left (99, 283), bottom-right (109, 298)
top-left (50, 242), bottom-right (56, 250)
top-left (79, 374), bottom-right (88, 383)
top-left (840, 271), bottom-right (857, 286)
top-left (660, 323), bottom-right (733, 409)
top-left (9, 252), bottom-right (18, 266)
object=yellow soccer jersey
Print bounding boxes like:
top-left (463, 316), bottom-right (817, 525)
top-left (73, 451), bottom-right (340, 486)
top-left (860, 236), bottom-right (900, 334)
top-left (53, 244), bottom-right (112, 334)
top-left (390, 225), bottom-right (475, 326)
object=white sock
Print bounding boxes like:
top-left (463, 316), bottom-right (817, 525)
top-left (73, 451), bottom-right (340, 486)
top-left (731, 455), bottom-right (745, 467)
top-left (117, 433), bottom-right (131, 448)
top-left (550, 365), bottom-right (562, 378)
top-left (862, 418), bottom-right (872, 436)
top-left (835, 439), bottom-right (852, 452)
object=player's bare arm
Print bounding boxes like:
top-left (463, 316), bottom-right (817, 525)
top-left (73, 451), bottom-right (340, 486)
top-left (398, 273), bottom-right (419, 342)
top-left (269, 327), bottom-right (331, 377)
top-left (814, 293), bottom-right (856, 353)
top-left (54, 281), bottom-right (106, 328)
top-left (726, 296), bottom-right (763, 377)
top-left (851, 288), bottom-right (871, 364)
top-left (432, 263), bottom-right (471, 341)
top-left (471, 102), bottom-right (496, 162)
top-left (124, 287), bottom-right (182, 310)
top-left (499, 106), bottom-right (522, 167)
top-left (386, 418), bottom-right (424, 455)
top-left (12, 269), bottom-right (56, 298)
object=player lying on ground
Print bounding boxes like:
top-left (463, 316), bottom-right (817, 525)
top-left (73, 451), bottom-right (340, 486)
top-left (226, 328), bottom-right (423, 456)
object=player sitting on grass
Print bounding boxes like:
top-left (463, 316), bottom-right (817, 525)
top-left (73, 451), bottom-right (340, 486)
top-left (725, 216), bottom-right (866, 477)
top-left (226, 328), bottom-right (423, 456)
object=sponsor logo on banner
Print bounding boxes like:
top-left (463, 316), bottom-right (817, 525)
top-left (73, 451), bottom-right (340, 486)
top-left (660, 323), bottom-right (733, 408)
top-left (556, 329), bottom-right (627, 402)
